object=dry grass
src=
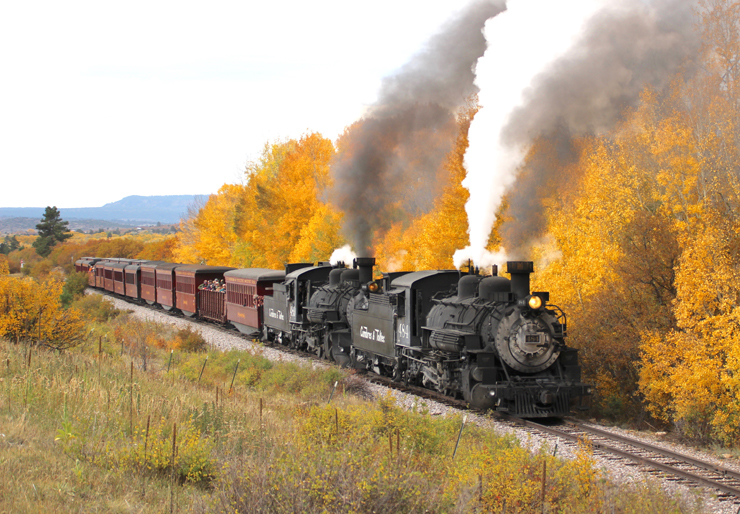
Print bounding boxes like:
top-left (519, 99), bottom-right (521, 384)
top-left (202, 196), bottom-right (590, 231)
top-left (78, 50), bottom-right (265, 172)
top-left (0, 298), bottom-right (709, 513)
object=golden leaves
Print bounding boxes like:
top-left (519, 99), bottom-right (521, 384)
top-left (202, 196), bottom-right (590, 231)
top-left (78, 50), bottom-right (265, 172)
top-left (174, 133), bottom-right (346, 269)
top-left (0, 276), bottom-right (85, 349)
top-left (174, 184), bottom-right (243, 266)
top-left (531, 2), bottom-right (740, 432)
top-left (638, 212), bottom-right (740, 441)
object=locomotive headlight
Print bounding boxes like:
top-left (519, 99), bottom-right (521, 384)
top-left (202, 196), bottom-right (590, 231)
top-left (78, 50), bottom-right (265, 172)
top-left (527, 295), bottom-right (543, 310)
top-left (368, 282), bottom-right (379, 293)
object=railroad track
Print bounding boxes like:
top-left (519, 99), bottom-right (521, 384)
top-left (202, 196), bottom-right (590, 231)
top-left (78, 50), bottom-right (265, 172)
top-left (503, 415), bottom-right (740, 504)
top-left (100, 290), bottom-right (740, 505)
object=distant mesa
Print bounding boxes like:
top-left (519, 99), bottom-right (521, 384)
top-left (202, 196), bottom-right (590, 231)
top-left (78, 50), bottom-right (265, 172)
top-left (0, 195), bottom-right (206, 225)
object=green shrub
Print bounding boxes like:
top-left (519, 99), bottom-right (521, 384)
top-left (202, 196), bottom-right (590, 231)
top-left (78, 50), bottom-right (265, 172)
top-left (61, 271), bottom-right (89, 307)
top-left (72, 293), bottom-right (121, 322)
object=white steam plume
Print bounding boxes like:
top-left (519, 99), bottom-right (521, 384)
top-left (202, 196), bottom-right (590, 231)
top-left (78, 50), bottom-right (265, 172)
top-left (453, 0), bottom-right (608, 270)
top-left (330, 245), bottom-right (357, 266)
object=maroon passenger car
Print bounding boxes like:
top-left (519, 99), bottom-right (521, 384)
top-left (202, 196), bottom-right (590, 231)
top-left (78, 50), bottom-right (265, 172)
top-left (138, 261), bottom-right (165, 305)
top-left (155, 263), bottom-right (182, 311)
top-left (102, 261), bottom-right (116, 292)
top-left (173, 265), bottom-right (235, 318)
top-left (110, 262), bottom-right (129, 295)
top-left (224, 268), bottom-right (285, 335)
top-left (94, 261), bottom-right (107, 288)
top-left (124, 262), bottom-right (149, 299)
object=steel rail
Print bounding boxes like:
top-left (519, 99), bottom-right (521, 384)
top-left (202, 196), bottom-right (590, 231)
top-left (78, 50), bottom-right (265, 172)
top-left (565, 419), bottom-right (740, 482)
top-left (502, 415), bottom-right (740, 498)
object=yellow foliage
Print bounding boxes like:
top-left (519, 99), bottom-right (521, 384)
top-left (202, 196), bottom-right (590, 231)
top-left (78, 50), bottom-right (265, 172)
top-left (174, 133), bottom-right (346, 268)
top-left (234, 133), bottom-right (344, 268)
top-left (639, 214), bottom-right (740, 442)
top-left (289, 203), bottom-right (345, 263)
top-left (294, 398), bottom-right (609, 512)
top-left (135, 236), bottom-right (179, 262)
top-left (174, 184), bottom-right (242, 265)
top-left (0, 276), bottom-right (85, 349)
top-left (103, 418), bottom-right (215, 483)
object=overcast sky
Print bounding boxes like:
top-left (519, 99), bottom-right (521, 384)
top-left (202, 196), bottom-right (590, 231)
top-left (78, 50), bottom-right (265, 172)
top-left (0, 0), bottom-right (485, 208)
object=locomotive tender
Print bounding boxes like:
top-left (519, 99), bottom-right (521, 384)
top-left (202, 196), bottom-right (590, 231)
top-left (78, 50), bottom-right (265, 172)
top-left (79, 256), bottom-right (590, 418)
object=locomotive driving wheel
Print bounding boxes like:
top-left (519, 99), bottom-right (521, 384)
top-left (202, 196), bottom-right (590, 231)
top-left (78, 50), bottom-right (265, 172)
top-left (392, 359), bottom-right (404, 382)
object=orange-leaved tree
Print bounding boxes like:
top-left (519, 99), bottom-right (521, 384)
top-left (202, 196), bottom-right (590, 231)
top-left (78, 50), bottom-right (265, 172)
top-left (174, 185), bottom-right (242, 265)
top-left (232, 133), bottom-right (345, 268)
top-left (636, 0), bottom-right (740, 441)
top-left (135, 236), bottom-right (179, 262)
top-left (639, 211), bottom-right (740, 443)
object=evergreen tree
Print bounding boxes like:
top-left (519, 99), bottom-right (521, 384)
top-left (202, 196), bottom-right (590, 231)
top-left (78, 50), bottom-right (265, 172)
top-left (0, 235), bottom-right (17, 255)
top-left (33, 206), bottom-right (72, 257)
top-left (9, 235), bottom-right (21, 252)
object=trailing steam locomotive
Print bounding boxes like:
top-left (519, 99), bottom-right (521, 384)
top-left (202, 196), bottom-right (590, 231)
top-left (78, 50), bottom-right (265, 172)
top-left (80, 256), bottom-right (591, 418)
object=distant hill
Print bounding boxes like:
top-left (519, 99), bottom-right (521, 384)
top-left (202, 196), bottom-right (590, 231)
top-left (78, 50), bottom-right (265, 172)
top-left (0, 217), bottom-right (149, 234)
top-left (0, 195), bottom-right (207, 224)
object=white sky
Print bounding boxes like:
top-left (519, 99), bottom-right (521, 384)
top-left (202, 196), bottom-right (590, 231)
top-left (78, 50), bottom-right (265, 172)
top-left (0, 0), bottom-right (481, 208)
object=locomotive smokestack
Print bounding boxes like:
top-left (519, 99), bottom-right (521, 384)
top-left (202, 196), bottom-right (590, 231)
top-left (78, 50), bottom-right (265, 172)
top-left (354, 257), bottom-right (376, 284)
top-left (507, 261), bottom-right (533, 300)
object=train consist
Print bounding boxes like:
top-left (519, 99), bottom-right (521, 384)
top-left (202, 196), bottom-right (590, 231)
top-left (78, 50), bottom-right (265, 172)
top-left (78, 256), bottom-right (591, 417)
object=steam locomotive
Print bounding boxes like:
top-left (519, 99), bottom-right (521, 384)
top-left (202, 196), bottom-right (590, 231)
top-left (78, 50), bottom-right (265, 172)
top-left (81, 256), bottom-right (591, 417)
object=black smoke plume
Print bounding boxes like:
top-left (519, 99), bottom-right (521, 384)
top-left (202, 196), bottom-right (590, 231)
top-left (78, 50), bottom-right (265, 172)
top-left (499, 0), bottom-right (700, 256)
top-left (331, 0), bottom-right (505, 255)
top-left (500, 125), bottom-right (578, 259)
